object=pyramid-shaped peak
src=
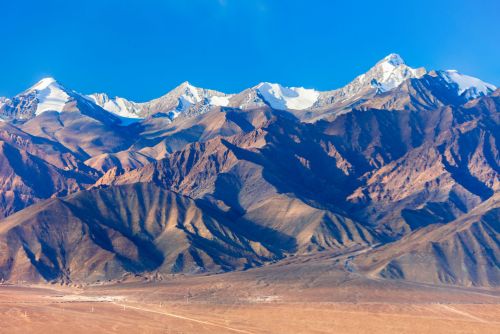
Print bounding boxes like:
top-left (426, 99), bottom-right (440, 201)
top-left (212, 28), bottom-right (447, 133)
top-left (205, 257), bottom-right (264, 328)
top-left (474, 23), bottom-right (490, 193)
top-left (171, 81), bottom-right (202, 96)
top-left (377, 53), bottom-right (405, 67)
top-left (30, 77), bottom-right (59, 91)
top-left (334, 53), bottom-right (425, 96)
top-left (177, 81), bottom-right (198, 89)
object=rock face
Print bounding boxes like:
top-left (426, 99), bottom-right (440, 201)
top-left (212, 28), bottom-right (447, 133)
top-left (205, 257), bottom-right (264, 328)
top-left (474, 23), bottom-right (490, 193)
top-left (0, 54), bottom-right (497, 286)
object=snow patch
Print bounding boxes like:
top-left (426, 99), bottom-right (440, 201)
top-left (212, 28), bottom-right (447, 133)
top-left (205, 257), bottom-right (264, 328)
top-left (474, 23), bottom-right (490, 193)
top-left (209, 95), bottom-right (230, 107)
top-left (88, 94), bottom-right (143, 120)
top-left (87, 93), bottom-right (144, 124)
top-left (257, 82), bottom-right (319, 110)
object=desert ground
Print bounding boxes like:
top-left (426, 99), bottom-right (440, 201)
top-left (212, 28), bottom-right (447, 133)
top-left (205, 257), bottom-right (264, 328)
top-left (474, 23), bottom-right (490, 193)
top-left (1, 256), bottom-right (500, 334)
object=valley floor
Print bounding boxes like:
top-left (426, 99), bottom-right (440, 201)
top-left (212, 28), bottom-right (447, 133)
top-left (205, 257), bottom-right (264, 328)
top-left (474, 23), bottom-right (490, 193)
top-left (1, 259), bottom-right (500, 334)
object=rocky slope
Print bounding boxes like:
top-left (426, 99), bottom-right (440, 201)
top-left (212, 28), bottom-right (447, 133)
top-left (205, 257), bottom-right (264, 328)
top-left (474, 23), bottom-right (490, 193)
top-left (0, 183), bottom-right (280, 282)
top-left (0, 179), bottom-right (379, 282)
top-left (355, 193), bottom-right (500, 287)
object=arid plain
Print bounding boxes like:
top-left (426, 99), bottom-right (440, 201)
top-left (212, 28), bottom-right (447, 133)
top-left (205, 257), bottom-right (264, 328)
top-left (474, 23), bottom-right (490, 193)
top-left (1, 255), bottom-right (499, 334)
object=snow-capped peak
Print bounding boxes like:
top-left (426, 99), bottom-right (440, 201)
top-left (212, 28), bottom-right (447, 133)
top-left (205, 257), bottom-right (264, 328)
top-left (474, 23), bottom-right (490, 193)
top-left (438, 70), bottom-right (496, 99)
top-left (179, 82), bottom-right (230, 107)
top-left (30, 77), bottom-right (59, 91)
top-left (256, 82), bottom-right (319, 110)
top-left (26, 77), bottom-right (71, 115)
top-left (379, 53), bottom-right (406, 67)
top-left (177, 81), bottom-right (202, 106)
top-left (369, 54), bottom-right (426, 92)
top-left (311, 53), bottom-right (428, 110)
top-left (163, 81), bottom-right (231, 117)
top-left (89, 81), bottom-right (232, 122)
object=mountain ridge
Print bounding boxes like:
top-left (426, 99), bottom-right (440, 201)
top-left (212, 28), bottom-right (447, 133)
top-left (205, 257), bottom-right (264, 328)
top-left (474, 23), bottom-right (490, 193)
top-left (0, 54), bottom-right (497, 287)
top-left (2, 54), bottom-right (495, 124)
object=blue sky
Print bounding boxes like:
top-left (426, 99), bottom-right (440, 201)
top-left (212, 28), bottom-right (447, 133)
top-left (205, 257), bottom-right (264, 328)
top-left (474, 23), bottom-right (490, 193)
top-left (0, 0), bottom-right (498, 101)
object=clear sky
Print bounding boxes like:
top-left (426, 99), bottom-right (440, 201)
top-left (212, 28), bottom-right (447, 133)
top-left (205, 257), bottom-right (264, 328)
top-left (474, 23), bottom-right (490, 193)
top-left (0, 0), bottom-right (498, 101)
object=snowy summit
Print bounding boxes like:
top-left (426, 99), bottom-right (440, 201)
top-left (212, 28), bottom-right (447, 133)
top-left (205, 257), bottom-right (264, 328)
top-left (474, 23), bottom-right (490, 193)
top-left (27, 77), bottom-right (71, 115)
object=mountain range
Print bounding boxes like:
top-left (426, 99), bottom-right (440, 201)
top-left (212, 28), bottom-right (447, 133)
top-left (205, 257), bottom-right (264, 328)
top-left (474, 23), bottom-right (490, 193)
top-left (0, 54), bottom-right (498, 287)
